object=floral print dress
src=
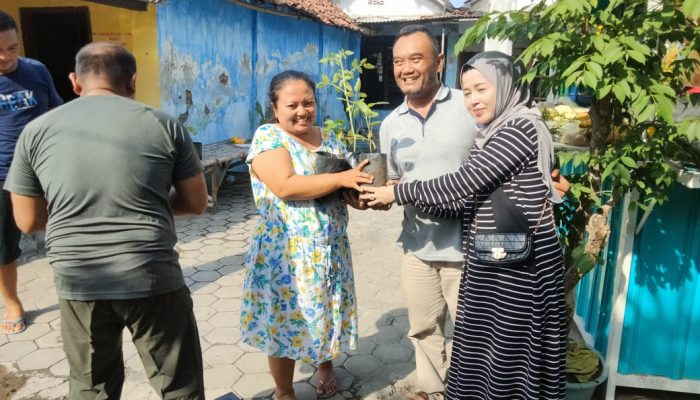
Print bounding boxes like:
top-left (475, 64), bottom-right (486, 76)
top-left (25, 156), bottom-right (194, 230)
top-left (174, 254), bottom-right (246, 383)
top-left (240, 123), bottom-right (358, 364)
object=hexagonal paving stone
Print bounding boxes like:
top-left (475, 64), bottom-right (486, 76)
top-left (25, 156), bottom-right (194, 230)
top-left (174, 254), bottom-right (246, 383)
top-left (354, 338), bottom-right (377, 354)
top-left (222, 241), bottom-right (247, 250)
top-left (31, 308), bottom-right (60, 324)
top-left (35, 330), bottom-right (63, 349)
top-left (367, 325), bottom-right (404, 345)
top-left (311, 367), bottom-right (355, 392)
top-left (372, 343), bottom-right (412, 364)
top-left (234, 372), bottom-right (274, 399)
top-left (212, 286), bottom-right (240, 300)
top-left (356, 376), bottom-right (394, 399)
top-left (202, 238), bottom-right (225, 245)
top-left (18, 347), bottom-right (65, 370)
top-left (50, 358), bottom-right (70, 377)
top-left (217, 273), bottom-right (244, 288)
top-left (0, 341), bottom-right (38, 362)
top-left (0, 335), bottom-right (6, 347)
top-left (204, 327), bottom-right (239, 345)
top-left (8, 322), bottom-right (50, 342)
top-left (192, 294), bottom-right (218, 307)
top-left (179, 241), bottom-right (204, 251)
top-left (203, 364), bottom-right (242, 389)
top-left (385, 361), bottom-right (416, 382)
top-left (194, 261), bottom-right (225, 272)
top-left (392, 315), bottom-right (410, 333)
top-left (188, 281), bottom-right (220, 294)
top-left (203, 344), bottom-right (244, 365)
top-left (344, 354), bottom-right (383, 379)
top-left (207, 311), bottom-right (239, 328)
top-left (191, 270), bottom-right (221, 283)
top-left (211, 299), bottom-right (240, 312)
top-left (234, 352), bottom-right (269, 374)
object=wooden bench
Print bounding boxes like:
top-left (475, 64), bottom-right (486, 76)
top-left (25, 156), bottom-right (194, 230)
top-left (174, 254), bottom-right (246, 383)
top-left (200, 140), bottom-right (249, 213)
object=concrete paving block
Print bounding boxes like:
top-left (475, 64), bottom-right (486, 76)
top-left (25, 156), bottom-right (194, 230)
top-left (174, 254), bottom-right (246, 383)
top-left (218, 263), bottom-right (246, 276)
top-left (233, 372), bottom-right (274, 399)
top-left (373, 343), bottom-right (413, 364)
top-left (12, 374), bottom-right (68, 399)
top-left (195, 261), bottom-right (226, 272)
top-left (353, 338), bottom-right (377, 355)
top-left (179, 241), bottom-right (205, 251)
top-left (30, 308), bottom-right (60, 324)
top-left (217, 273), bottom-right (245, 288)
top-left (212, 298), bottom-right (240, 312)
top-left (207, 311), bottom-right (239, 328)
top-left (392, 315), bottom-right (410, 333)
top-left (291, 381), bottom-right (317, 399)
top-left (50, 358), bottom-right (70, 377)
top-left (204, 344), bottom-right (244, 366)
top-left (196, 321), bottom-right (215, 338)
top-left (310, 367), bottom-right (355, 392)
top-left (235, 352), bottom-right (269, 374)
top-left (191, 270), bottom-right (222, 283)
top-left (355, 376), bottom-right (393, 399)
top-left (189, 281), bottom-right (221, 294)
top-left (193, 294), bottom-right (219, 307)
top-left (205, 327), bottom-right (239, 345)
top-left (332, 352), bottom-right (348, 367)
top-left (203, 238), bottom-right (226, 245)
top-left (17, 347), bottom-right (65, 370)
top-left (385, 361), bottom-right (415, 382)
top-left (203, 363), bottom-right (242, 389)
top-left (0, 334), bottom-right (7, 347)
top-left (8, 322), bottom-right (50, 342)
top-left (367, 325), bottom-right (404, 345)
top-left (35, 329), bottom-right (63, 349)
top-left (206, 232), bottom-right (229, 239)
top-left (344, 354), bottom-right (383, 379)
top-left (180, 250), bottom-right (203, 259)
top-left (212, 286), bottom-right (241, 299)
top-left (222, 241), bottom-right (248, 250)
top-left (292, 361), bottom-right (316, 381)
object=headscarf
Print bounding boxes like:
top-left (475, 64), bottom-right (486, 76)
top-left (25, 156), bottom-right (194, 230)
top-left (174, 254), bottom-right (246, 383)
top-left (462, 51), bottom-right (562, 204)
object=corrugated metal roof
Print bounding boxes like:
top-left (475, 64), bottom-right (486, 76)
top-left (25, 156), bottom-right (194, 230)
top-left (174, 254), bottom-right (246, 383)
top-left (356, 9), bottom-right (482, 24)
top-left (257, 0), bottom-right (363, 32)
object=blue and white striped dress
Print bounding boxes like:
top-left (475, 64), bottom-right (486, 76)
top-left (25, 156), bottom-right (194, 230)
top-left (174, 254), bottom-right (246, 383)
top-left (395, 118), bottom-right (567, 400)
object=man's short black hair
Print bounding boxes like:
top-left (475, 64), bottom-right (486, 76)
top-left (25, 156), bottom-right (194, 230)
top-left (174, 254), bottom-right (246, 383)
top-left (0, 11), bottom-right (18, 32)
top-left (75, 42), bottom-right (136, 92)
top-left (393, 25), bottom-right (440, 56)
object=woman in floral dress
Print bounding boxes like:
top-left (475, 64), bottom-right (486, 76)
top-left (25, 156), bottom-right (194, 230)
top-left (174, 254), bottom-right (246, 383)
top-left (240, 70), bottom-right (372, 400)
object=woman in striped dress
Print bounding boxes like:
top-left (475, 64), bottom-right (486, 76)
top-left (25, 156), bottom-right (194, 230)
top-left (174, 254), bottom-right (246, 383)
top-left (362, 52), bottom-right (567, 399)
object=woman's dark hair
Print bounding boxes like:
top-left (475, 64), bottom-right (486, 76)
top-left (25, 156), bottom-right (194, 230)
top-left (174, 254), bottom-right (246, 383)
top-left (267, 70), bottom-right (316, 123)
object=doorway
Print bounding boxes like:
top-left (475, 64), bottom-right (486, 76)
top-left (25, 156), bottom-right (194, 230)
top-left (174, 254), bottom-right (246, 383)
top-left (20, 7), bottom-right (92, 102)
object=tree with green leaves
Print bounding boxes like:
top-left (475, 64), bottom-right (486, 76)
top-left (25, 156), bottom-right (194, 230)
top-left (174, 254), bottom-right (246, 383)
top-left (455, 0), bottom-right (699, 297)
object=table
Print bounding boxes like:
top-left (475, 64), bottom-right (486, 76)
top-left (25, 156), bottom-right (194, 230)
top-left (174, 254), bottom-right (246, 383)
top-left (200, 140), bottom-right (248, 212)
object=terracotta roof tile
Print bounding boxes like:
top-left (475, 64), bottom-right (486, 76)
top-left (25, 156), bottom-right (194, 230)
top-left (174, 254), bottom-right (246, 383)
top-left (259, 0), bottom-right (363, 32)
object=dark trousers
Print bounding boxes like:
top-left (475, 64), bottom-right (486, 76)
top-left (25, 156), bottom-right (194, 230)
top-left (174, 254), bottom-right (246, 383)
top-left (58, 286), bottom-right (204, 400)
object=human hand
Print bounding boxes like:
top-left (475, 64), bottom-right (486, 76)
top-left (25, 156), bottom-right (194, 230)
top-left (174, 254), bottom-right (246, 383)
top-left (338, 160), bottom-right (373, 191)
top-left (551, 169), bottom-right (571, 197)
top-left (342, 189), bottom-right (368, 210)
top-left (359, 185), bottom-right (396, 207)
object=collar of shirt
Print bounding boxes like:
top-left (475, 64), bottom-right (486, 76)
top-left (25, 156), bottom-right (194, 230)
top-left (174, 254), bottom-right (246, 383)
top-left (397, 84), bottom-right (451, 122)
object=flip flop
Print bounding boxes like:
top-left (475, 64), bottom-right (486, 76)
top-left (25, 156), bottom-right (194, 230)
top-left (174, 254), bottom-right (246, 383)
top-left (316, 375), bottom-right (337, 399)
top-left (0, 316), bottom-right (26, 335)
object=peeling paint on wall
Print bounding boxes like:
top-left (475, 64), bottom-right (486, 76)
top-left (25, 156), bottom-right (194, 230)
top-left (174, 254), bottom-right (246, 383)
top-left (157, 0), bottom-right (360, 144)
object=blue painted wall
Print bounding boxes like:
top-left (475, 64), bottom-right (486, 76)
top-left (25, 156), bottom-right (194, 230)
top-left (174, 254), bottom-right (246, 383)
top-left (157, 0), bottom-right (360, 144)
top-left (575, 183), bottom-right (700, 381)
top-left (619, 183), bottom-right (700, 379)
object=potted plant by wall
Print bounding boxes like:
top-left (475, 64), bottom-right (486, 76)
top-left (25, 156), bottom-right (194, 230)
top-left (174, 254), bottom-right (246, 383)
top-left (456, 0), bottom-right (699, 398)
top-left (317, 49), bottom-right (388, 186)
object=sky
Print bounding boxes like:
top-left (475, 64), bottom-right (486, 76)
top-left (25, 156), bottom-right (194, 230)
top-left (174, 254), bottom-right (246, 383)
top-left (450, 0), bottom-right (464, 6)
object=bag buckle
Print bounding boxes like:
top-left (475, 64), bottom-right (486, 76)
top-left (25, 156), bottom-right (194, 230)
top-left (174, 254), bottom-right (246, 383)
top-left (491, 247), bottom-right (507, 260)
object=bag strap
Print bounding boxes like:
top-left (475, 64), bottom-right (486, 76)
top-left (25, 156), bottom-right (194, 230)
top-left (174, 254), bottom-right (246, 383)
top-left (475, 185), bottom-right (548, 233)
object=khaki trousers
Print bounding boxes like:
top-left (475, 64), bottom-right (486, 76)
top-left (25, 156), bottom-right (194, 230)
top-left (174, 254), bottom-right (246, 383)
top-left (402, 252), bottom-right (462, 396)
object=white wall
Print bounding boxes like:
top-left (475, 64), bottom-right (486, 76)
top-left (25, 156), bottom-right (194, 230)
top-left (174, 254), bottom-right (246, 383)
top-left (334, 0), bottom-right (446, 18)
